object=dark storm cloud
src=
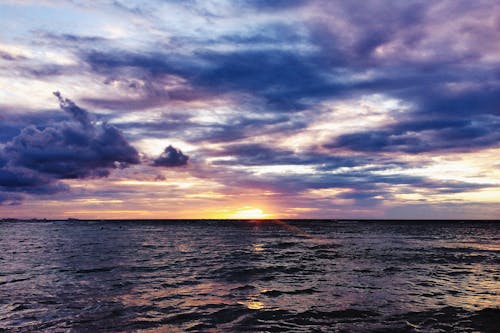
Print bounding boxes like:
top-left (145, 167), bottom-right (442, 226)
top-left (0, 94), bottom-right (140, 203)
top-left (0, 109), bottom-right (76, 143)
top-left (152, 145), bottom-right (189, 167)
top-left (0, 123), bottom-right (21, 143)
top-left (0, 166), bottom-right (68, 194)
top-left (5, 121), bottom-right (140, 179)
top-left (0, 153), bottom-right (7, 170)
top-left (0, 150), bottom-right (69, 203)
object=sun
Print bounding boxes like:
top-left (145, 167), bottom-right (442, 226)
top-left (228, 207), bottom-right (271, 219)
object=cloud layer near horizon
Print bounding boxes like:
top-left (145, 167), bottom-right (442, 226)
top-left (0, 0), bottom-right (499, 218)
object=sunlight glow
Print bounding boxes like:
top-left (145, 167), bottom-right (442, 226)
top-left (227, 207), bottom-right (271, 219)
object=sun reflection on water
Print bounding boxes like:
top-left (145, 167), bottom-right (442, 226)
top-left (238, 300), bottom-right (264, 310)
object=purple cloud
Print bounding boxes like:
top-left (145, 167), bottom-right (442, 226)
top-left (152, 145), bottom-right (189, 167)
top-left (0, 94), bottom-right (140, 203)
top-left (5, 94), bottom-right (140, 179)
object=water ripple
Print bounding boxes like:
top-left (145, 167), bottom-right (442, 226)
top-left (0, 220), bottom-right (498, 332)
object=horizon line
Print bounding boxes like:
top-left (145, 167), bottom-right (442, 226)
top-left (1, 218), bottom-right (499, 222)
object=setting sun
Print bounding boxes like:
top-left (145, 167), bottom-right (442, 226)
top-left (227, 207), bottom-right (271, 219)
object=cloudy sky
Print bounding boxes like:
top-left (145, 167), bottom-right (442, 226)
top-left (1, 0), bottom-right (499, 219)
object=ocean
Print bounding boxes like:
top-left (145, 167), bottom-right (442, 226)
top-left (1, 220), bottom-right (498, 332)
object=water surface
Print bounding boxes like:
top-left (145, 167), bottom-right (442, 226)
top-left (1, 220), bottom-right (498, 332)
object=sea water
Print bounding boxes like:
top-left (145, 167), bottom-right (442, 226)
top-left (1, 220), bottom-right (498, 332)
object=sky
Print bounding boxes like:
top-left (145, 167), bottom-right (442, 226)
top-left (0, 0), bottom-right (499, 219)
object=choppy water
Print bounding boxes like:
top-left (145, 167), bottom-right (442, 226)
top-left (0, 220), bottom-right (499, 332)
